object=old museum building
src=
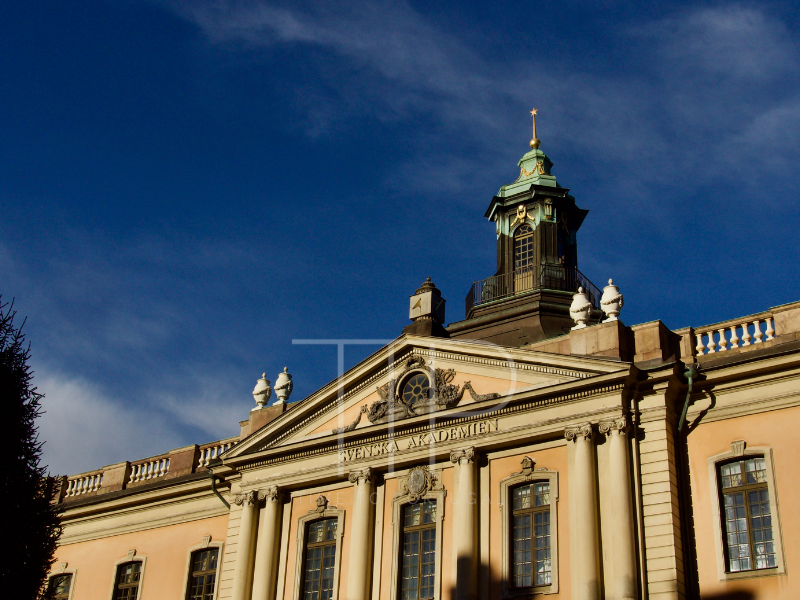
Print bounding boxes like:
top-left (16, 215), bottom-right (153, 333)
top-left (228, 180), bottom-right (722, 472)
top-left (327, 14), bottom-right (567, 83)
top-left (47, 128), bottom-right (800, 600)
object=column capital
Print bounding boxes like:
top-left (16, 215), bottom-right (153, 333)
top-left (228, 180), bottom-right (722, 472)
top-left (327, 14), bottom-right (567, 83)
top-left (258, 485), bottom-right (280, 501)
top-left (598, 416), bottom-right (628, 436)
top-left (348, 467), bottom-right (373, 485)
top-left (564, 423), bottom-right (594, 442)
top-left (450, 446), bottom-right (477, 464)
top-left (233, 490), bottom-right (257, 506)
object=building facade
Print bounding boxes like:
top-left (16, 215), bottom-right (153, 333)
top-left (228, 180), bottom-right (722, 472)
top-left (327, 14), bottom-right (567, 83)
top-left (49, 134), bottom-right (800, 600)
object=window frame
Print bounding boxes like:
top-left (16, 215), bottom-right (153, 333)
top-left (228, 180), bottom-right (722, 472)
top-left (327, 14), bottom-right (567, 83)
top-left (181, 537), bottom-right (225, 600)
top-left (398, 501), bottom-right (438, 600)
top-left (107, 551), bottom-right (147, 600)
top-left (291, 504), bottom-right (345, 600)
top-left (389, 480), bottom-right (446, 600)
top-left (47, 563), bottom-right (77, 600)
top-left (113, 561), bottom-right (144, 599)
top-left (499, 468), bottom-right (559, 597)
top-left (708, 443), bottom-right (785, 581)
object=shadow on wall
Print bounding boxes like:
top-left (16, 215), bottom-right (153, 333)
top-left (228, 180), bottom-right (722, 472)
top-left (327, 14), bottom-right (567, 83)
top-left (446, 556), bottom-right (755, 600)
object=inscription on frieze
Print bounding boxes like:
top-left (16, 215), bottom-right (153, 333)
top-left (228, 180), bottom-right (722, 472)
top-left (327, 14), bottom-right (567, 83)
top-left (337, 418), bottom-right (499, 463)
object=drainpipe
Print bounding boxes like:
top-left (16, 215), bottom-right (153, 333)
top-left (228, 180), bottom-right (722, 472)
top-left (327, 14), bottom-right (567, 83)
top-left (676, 362), bottom-right (700, 597)
top-left (208, 467), bottom-right (230, 509)
top-left (678, 363), bottom-right (699, 433)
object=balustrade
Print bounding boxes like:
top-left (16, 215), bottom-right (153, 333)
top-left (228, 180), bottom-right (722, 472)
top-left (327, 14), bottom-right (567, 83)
top-left (129, 457), bottom-right (170, 483)
top-left (198, 439), bottom-right (237, 468)
top-left (695, 313), bottom-right (775, 356)
top-left (65, 472), bottom-right (103, 497)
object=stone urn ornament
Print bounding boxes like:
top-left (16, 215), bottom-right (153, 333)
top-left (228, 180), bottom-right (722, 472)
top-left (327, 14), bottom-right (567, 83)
top-left (570, 287), bottom-right (593, 330)
top-left (600, 279), bottom-right (624, 322)
top-left (274, 367), bottom-right (293, 404)
top-left (252, 373), bottom-right (272, 411)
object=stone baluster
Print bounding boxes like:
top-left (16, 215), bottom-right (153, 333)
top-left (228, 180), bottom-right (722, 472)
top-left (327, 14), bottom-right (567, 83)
top-left (232, 491), bottom-right (259, 600)
top-left (754, 319), bottom-right (763, 343)
top-left (565, 424), bottom-right (601, 600)
top-left (729, 325), bottom-right (740, 349)
top-left (252, 487), bottom-right (282, 600)
top-left (451, 447), bottom-right (478, 600)
top-left (717, 328), bottom-right (728, 351)
top-left (741, 323), bottom-right (752, 346)
top-left (347, 468), bottom-right (374, 600)
top-left (695, 332), bottom-right (706, 356)
top-left (766, 317), bottom-right (775, 340)
top-left (599, 418), bottom-right (637, 600)
top-left (706, 331), bottom-right (717, 353)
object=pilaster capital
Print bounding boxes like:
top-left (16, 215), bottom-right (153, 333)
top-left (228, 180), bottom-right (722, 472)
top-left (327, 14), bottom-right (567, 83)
top-left (564, 423), bottom-right (594, 442)
top-left (258, 485), bottom-right (280, 502)
top-left (233, 490), bottom-right (257, 506)
top-left (348, 467), bottom-right (373, 485)
top-left (598, 416), bottom-right (628, 436)
top-left (450, 446), bottom-right (477, 465)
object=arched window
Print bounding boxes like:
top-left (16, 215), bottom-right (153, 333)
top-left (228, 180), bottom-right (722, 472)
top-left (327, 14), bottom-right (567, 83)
top-left (48, 574), bottom-right (72, 600)
top-left (400, 501), bottom-right (437, 600)
top-left (510, 482), bottom-right (551, 589)
top-left (513, 224), bottom-right (534, 271)
top-left (186, 548), bottom-right (219, 600)
top-left (718, 457), bottom-right (775, 572)
top-left (114, 561), bottom-right (142, 600)
top-left (301, 518), bottom-right (338, 600)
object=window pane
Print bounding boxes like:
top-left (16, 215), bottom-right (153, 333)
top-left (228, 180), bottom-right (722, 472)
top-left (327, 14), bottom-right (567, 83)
top-left (513, 486), bottom-right (531, 510)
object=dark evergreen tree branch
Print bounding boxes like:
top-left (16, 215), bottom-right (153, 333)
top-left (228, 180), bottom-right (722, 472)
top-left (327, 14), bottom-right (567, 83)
top-left (0, 297), bottom-right (62, 599)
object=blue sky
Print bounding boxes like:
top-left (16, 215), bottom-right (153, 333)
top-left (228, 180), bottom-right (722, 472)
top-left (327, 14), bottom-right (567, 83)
top-left (2, 1), bottom-right (799, 475)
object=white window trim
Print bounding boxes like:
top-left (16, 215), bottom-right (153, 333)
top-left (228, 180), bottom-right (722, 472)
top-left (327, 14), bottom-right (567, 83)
top-left (108, 550), bottom-right (147, 600)
top-left (389, 483), bottom-right (447, 600)
top-left (708, 442), bottom-right (786, 581)
top-left (499, 468), bottom-right (559, 597)
top-left (291, 504), bottom-right (346, 600)
top-left (180, 536), bottom-right (225, 600)
top-left (47, 562), bottom-right (77, 600)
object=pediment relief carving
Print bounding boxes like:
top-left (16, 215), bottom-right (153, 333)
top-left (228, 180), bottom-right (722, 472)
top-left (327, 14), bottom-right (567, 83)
top-left (366, 356), bottom-right (500, 425)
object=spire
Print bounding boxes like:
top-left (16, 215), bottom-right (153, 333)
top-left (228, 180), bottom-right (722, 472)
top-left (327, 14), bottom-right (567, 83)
top-left (529, 108), bottom-right (540, 149)
top-left (496, 107), bottom-right (557, 198)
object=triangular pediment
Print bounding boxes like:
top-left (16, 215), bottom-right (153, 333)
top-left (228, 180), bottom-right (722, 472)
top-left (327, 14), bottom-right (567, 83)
top-left (225, 335), bottom-right (627, 462)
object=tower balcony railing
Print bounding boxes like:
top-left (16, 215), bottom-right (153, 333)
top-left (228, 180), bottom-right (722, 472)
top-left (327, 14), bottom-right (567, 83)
top-left (465, 264), bottom-right (601, 317)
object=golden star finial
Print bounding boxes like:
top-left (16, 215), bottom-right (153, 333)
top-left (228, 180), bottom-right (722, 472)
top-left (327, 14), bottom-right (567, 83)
top-left (529, 107), bottom-right (540, 149)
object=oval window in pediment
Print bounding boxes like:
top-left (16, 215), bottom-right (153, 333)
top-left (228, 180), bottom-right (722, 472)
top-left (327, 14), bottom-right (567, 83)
top-left (402, 373), bottom-right (431, 407)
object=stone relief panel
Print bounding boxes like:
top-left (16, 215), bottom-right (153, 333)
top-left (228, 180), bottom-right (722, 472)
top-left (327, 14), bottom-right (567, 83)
top-left (366, 356), bottom-right (500, 425)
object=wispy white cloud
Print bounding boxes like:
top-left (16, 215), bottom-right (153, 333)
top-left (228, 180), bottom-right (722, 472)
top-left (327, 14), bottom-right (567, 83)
top-left (163, 0), bottom-right (800, 204)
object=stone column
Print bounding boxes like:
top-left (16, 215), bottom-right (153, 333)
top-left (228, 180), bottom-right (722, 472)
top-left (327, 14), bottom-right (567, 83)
top-left (451, 447), bottom-right (478, 600)
top-left (252, 486), bottom-right (282, 600)
top-left (600, 417), bottom-right (638, 600)
top-left (346, 468), bottom-right (374, 600)
top-left (565, 424), bottom-right (601, 600)
top-left (232, 491), bottom-right (259, 600)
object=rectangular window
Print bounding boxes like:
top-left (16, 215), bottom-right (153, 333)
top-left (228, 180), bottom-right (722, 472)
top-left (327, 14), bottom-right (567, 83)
top-left (114, 562), bottom-right (142, 600)
top-left (719, 457), bottom-right (776, 572)
top-left (400, 501), bottom-right (437, 600)
top-left (48, 574), bottom-right (72, 600)
top-left (511, 482), bottom-right (551, 588)
top-left (302, 518), bottom-right (338, 600)
top-left (187, 548), bottom-right (219, 600)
